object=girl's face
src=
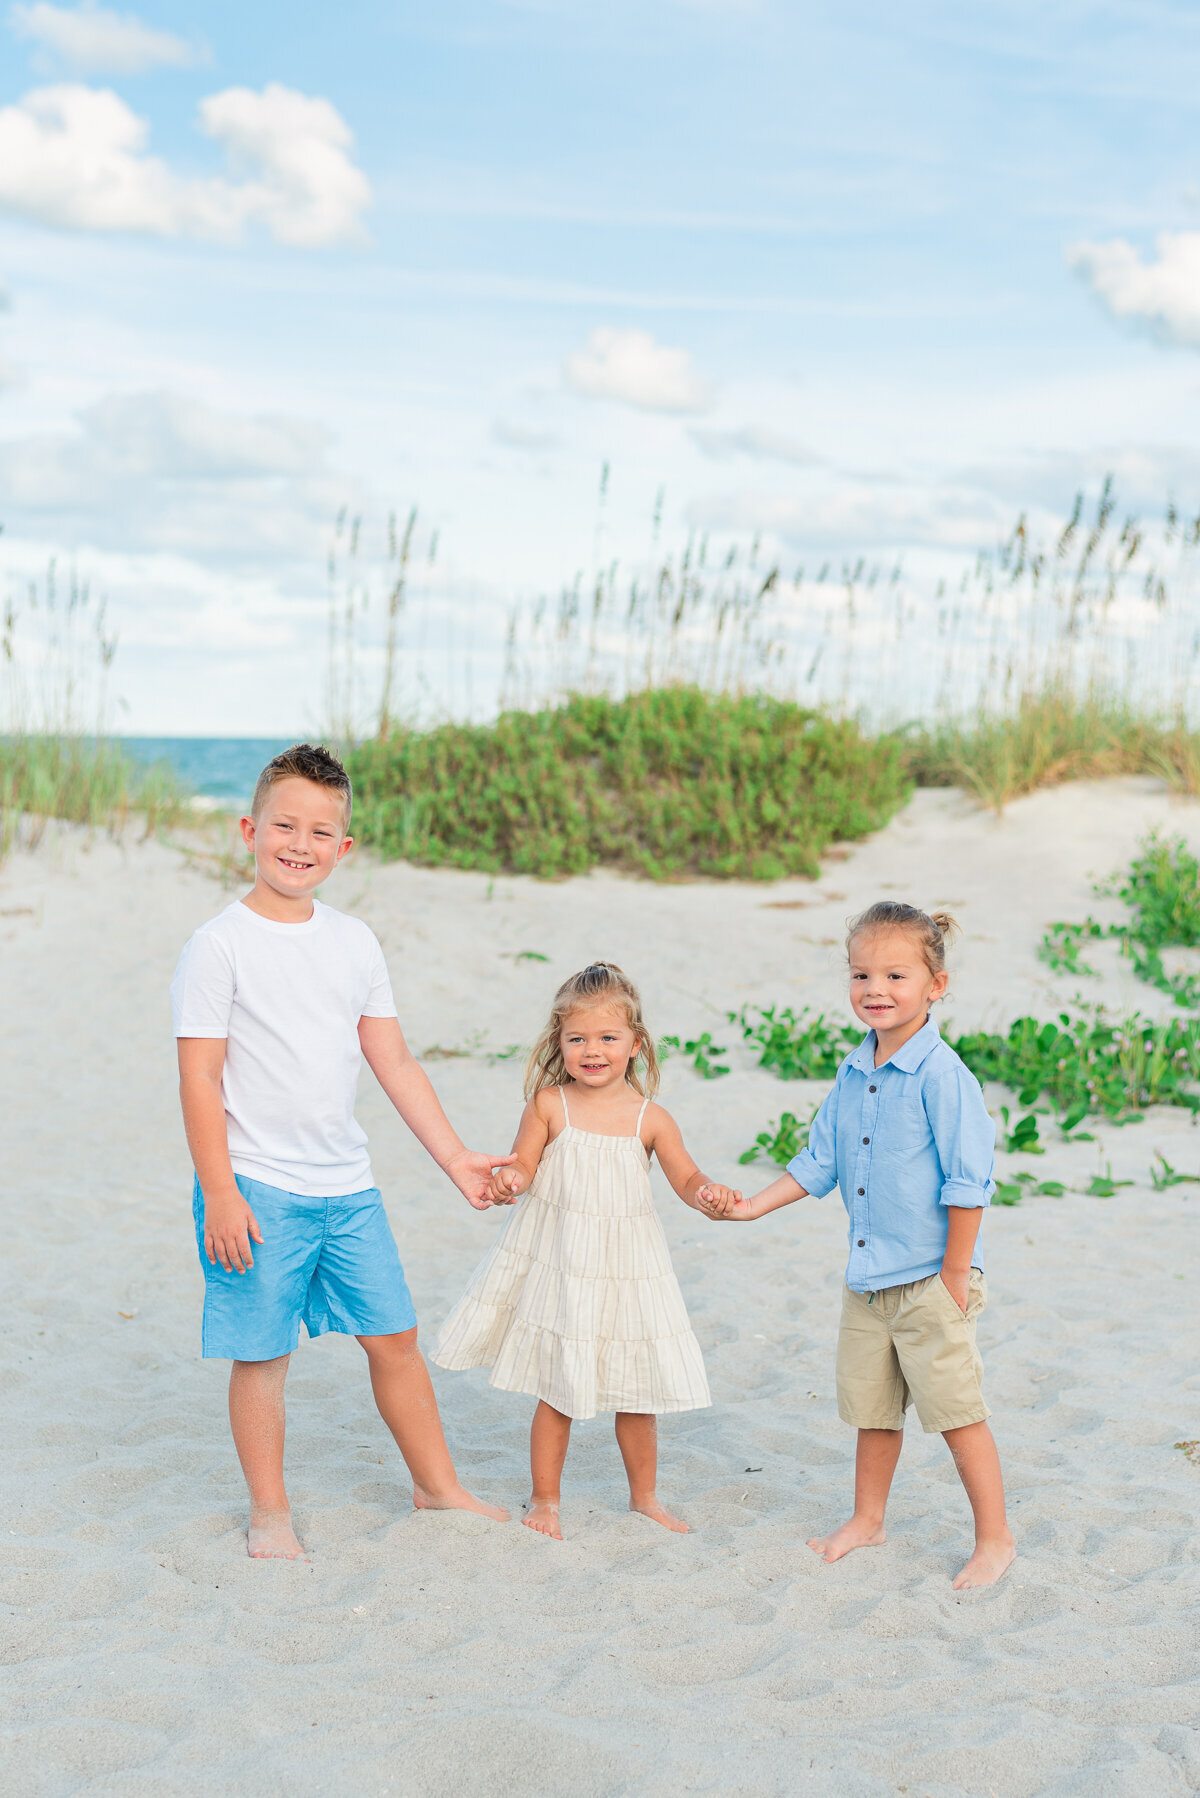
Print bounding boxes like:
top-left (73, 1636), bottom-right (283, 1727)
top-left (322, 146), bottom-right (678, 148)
top-left (847, 929), bottom-right (947, 1036)
top-left (560, 1004), bottom-right (641, 1090)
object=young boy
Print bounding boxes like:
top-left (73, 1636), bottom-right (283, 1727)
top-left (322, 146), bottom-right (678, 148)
top-left (700, 902), bottom-right (1015, 1590)
top-left (172, 743), bottom-right (515, 1559)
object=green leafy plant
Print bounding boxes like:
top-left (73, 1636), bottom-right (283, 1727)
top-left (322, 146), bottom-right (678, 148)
top-left (999, 1107), bottom-right (1044, 1154)
top-left (1037, 919), bottom-right (1104, 977)
top-left (739, 1110), bottom-right (812, 1166)
top-left (1083, 1163), bottom-right (1134, 1197)
top-left (659, 1032), bottom-right (730, 1079)
top-left (993, 1172), bottom-right (1066, 1206)
top-left (949, 1010), bottom-right (1200, 1124)
top-left (730, 1004), bottom-right (861, 1080)
top-left (1149, 1152), bottom-right (1200, 1190)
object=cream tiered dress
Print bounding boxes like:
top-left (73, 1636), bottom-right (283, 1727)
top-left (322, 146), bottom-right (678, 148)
top-left (433, 1086), bottom-right (711, 1420)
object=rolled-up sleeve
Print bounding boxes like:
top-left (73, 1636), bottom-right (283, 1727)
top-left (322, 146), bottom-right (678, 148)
top-left (923, 1059), bottom-right (995, 1208)
top-left (787, 1074), bottom-right (841, 1198)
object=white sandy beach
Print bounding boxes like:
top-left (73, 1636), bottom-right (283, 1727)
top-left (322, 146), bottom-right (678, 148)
top-left (2, 777), bottom-right (1199, 1798)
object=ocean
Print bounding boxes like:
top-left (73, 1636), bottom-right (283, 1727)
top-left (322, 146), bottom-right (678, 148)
top-left (118, 739), bottom-right (295, 810)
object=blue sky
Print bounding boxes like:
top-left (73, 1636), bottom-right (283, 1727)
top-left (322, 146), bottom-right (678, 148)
top-left (1, 1), bottom-right (1198, 732)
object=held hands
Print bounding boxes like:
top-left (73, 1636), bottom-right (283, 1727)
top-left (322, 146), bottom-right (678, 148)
top-left (204, 1188), bottom-right (264, 1273)
top-left (486, 1163), bottom-right (526, 1206)
top-left (696, 1182), bottom-right (751, 1220)
top-left (445, 1148), bottom-right (520, 1210)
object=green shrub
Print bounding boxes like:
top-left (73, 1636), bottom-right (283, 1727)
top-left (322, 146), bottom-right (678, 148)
top-left (344, 686), bottom-right (911, 880)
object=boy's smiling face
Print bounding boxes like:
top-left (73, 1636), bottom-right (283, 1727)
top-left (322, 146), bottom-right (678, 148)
top-left (240, 776), bottom-right (353, 913)
top-left (848, 928), bottom-right (947, 1043)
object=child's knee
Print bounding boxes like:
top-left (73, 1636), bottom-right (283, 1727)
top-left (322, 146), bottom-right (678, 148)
top-left (358, 1327), bottom-right (420, 1363)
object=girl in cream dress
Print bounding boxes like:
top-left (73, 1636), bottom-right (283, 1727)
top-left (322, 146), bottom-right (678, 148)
top-left (433, 962), bottom-right (740, 1538)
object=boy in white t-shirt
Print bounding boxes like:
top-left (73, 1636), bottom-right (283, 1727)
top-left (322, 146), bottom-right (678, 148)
top-left (171, 743), bottom-right (515, 1559)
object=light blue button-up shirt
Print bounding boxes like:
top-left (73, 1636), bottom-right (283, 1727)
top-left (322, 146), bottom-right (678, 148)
top-left (787, 1017), bottom-right (995, 1293)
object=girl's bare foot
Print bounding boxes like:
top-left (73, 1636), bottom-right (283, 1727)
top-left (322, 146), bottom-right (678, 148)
top-left (953, 1534), bottom-right (1016, 1589)
top-left (631, 1497), bottom-right (689, 1534)
top-left (247, 1507), bottom-right (309, 1561)
top-left (807, 1516), bottom-right (886, 1562)
top-left (523, 1499), bottom-right (563, 1539)
top-left (412, 1483), bottom-right (509, 1522)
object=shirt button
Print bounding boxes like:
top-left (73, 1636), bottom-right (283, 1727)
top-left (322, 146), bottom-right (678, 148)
top-left (862, 1135), bottom-right (869, 1144)
top-left (857, 1238), bottom-right (866, 1247)
top-left (857, 1187), bottom-right (865, 1195)
top-left (869, 1084), bottom-right (877, 1093)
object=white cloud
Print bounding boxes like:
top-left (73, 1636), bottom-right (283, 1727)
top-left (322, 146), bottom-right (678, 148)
top-left (0, 82), bottom-right (370, 245)
top-left (0, 389), bottom-right (350, 562)
top-left (9, 3), bottom-right (200, 74)
top-left (690, 423), bottom-right (817, 465)
top-left (1069, 231), bottom-right (1200, 348)
top-left (563, 326), bottom-right (711, 413)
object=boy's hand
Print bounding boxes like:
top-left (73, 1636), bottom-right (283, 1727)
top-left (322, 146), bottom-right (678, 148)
top-left (204, 1189), bottom-right (264, 1273)
top-left (697, 1182), bottom-right (749, 1219)
top-left (445, 1149), bottom-right (519, 1210)
top-left (488, 1165), bottom-right (525, 1205)
top-left (939, 1266), bottom-right (970, 1313)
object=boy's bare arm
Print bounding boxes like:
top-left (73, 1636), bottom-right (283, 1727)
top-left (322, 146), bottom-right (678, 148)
top-left (358, 1016), bottom-right (515, 1209)
top-left (702, 1169), bottom-right (808, 1220)
top-left (940, 1204), bottom-right (982, 1312)
top-left (177, 1038), bottom-right (263, 1273)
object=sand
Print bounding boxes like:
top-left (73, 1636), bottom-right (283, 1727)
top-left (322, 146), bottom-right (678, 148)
top-left (1, 777), bottom-right (1199, 1798)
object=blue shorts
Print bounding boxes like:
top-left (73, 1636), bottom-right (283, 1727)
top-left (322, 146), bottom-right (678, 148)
top-left (193, 1174), bottom-right (418, 1361)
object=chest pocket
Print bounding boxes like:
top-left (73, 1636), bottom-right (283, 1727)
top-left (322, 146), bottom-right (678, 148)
top-left (879, 1085), bottom-right (932, 1154)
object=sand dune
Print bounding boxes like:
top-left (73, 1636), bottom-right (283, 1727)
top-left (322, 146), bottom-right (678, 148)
top-left (2, 778), bottom-right (1199, 1797)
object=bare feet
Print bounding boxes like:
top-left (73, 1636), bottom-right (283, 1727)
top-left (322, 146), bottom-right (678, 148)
top-left (807, 1516), bottom-right (886, 1563)
top-left (247, 1507), bottom-right (309, 1561)
top-left (953, 1533), bottom-right (1016, 1590)
top-left (523, 1499), bottom-right (564, 1540)
top-left (412, 1483), bottom-right (509, 1522)
top-left (631, 1497), bottom-right (689, 1534)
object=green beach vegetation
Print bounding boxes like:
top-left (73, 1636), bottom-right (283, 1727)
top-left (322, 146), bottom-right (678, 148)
top-left (0, 560), bottom-right (187, 854)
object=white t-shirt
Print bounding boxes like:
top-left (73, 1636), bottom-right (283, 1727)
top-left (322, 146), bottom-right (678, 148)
top-left (170, 899), bottom-right (397, 1197)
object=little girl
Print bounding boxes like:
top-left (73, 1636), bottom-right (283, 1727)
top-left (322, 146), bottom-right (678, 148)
top-left (702, 902), bottom-right (1015, 1590)
top-left (433, 961), bottom-right (738, 1539)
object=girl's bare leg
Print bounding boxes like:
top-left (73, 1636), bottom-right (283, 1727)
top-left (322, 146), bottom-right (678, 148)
top-left (358, 1330), bottom-right (508, 1521)
top-left (615, 1412), bottom-right (688, 1533)
top-left (527, 1400), bottom-right (571, 1538)
top-left (943, 1420), bottom-right (1016, 1588)
top-left (808, 1426), bottom-right (902, 1562)
top-left (228, 1354), bottom-right (308, 1560)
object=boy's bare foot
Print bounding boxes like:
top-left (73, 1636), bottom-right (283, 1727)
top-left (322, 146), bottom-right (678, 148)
top-left (247, 1508), bottom-right (309, 1561)
top-left (523, 1499), bottom-right (564, 1540)
top-left (807, 1516), bottom-right (886, 1562)
top-left (631, 1497), bottom-right (689, 1534)
top-left (952, 1533), bottom-right (1016, 1590)
top-left (412, 1483), bottom-right (509, 1522)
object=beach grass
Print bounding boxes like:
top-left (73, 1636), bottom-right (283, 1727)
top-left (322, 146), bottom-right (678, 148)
top-left (0, 735), bottom-right (189, 854)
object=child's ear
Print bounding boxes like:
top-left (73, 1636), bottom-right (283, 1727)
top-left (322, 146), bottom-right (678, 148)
top-left (930, 969), bottom-right (950, 1003)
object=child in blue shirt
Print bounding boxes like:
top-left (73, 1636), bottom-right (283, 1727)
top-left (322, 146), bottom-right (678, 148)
top-left (702, 902), bottom-right (1014, 1589)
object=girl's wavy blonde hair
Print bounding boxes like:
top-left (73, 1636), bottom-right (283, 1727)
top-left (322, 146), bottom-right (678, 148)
top-left (845, 900), bottom-right (959, 978)
top-left (524, 962), bottom-right (661, 1100)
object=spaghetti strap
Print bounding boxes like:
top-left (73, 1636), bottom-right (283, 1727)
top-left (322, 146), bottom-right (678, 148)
top-left (558, 1084), bottom-right (571, 1128)
top-left (634, 1094), bottom-right (650, 1137)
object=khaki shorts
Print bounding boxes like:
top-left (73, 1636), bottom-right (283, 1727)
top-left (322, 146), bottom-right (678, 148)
top-left (836, 1270), bottom-right (990, 1434)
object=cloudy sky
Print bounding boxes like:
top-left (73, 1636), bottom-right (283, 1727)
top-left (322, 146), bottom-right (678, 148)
top-left (1, 0), bottom-right (1198, 733)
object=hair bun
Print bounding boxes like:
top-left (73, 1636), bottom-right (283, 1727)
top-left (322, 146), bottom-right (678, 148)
top-left (929, 912), bottom-right (959, 938)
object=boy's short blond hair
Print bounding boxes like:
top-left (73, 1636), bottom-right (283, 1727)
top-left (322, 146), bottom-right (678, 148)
top-left (250, 743), bottom-right (353, 828)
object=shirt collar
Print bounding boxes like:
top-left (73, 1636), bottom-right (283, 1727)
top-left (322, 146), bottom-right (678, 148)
top-left (850, 1015), bottom-right (942, 1076)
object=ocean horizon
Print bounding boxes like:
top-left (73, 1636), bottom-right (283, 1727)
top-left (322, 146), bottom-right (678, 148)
top-left (118, 738), bottom-right (296, 809)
